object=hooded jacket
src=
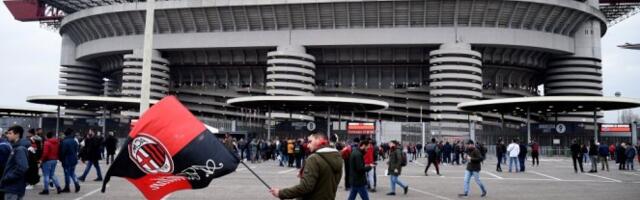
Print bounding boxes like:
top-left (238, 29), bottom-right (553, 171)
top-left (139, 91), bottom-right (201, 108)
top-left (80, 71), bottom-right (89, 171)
top-left (0, 138), bottom-right (31, 196)
top-left (41, 138), bottom-right (60, 161)
top-left (279, 147), bottom-right (343, 200)
top-left (349, 147), bottom-right (371, 187)
top-left (60, 135), bottom-right (79, 168)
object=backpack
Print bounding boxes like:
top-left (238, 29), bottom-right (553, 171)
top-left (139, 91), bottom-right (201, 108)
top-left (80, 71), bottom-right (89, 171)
top-left (400, 152), bottom-right (408, 167)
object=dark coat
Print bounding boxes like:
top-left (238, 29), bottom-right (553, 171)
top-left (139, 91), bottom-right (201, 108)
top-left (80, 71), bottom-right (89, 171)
top-left (0, 138), bottom-right (30, 196)
top-left (598, 144), bottom-right (609, 157)
top-left (60, 135), bottom-right (79, 168)
top-left (496, 143), bottom-right (506, 156)
top-left (348, 147), bottom-right (371, 187)
top-left (105, 135), bottom-right (118, 155)
top-left (0, 139), bottom-right (12, 172)
top-left (466, 147), bottom-right (483, 172)
top-left (279, 148), bottom-right (343, 200)
top-left (82, 136), bottom-right (102, 161)
top-left (570, 143), bottom-right (581, 157)
top-left (518, 143), bottom-right (528, 158)
top-left (387, 148), bottom-right (403, 176)
top-left (627, 147), bottom-right (637, 159)
top-left (589, 144), bottom-right (598, 156)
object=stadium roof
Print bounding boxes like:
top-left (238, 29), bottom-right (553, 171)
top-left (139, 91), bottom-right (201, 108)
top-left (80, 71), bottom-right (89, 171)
top-left (227, 96), bottom-right (389, 112)
top-left (457, 96), bottom-right (640, 114)
top-left (0, 106), bottom-right (55, 116)
top-left (26, 95), bottom-right (157, 110)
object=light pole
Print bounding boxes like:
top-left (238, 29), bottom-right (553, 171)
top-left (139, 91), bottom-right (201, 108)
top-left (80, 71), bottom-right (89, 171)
top-left (615, 91), bottom-right (621, 123)
top-left (139, 0), bottom-right (156, 114)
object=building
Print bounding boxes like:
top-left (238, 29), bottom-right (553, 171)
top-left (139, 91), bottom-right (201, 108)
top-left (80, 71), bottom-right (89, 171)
top-left (4, 0), bottom-right (640, 144)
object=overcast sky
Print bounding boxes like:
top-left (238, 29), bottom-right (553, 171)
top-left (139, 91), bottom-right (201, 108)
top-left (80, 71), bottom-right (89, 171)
top-left (0, 6), bottom-right (639, 122)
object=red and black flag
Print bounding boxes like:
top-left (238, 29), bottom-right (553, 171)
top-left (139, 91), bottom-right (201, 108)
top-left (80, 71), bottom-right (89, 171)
top-left (101, 96), bottom-right (239, 200)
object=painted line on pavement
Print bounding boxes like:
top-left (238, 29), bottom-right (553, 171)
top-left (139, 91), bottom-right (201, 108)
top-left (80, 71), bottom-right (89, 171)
top-left (623, 172), bottom-right (640, 177)
top-left (277, 168), bottom-right (298, 174)
top-left (412, 161), bottom-right (425, 166)
top-left (74, 186), bottom-right (105, 200)
top-left (386, 175), bottom-right (623, 183)
top-left (482, 171), bottom-right (504, 179)
top-left (584, 173), bottom-right (622, 183)
top-left (237, 165), bottom-right (258, 172)
top-left (408, 187), bottom-right (453, 200)
top-left (528, 171), bottom-right (562, 181)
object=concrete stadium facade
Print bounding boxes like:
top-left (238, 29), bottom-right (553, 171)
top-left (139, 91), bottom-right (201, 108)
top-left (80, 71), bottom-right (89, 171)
top-left (53, 0), bottom-right (608, 141)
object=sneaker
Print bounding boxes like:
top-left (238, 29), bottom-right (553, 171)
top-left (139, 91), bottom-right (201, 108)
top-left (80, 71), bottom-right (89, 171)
top-left (75, 184), bottom-right (81, 193)
top-left (386, 192), bottom-right (396, 196)
top-left (94, 178), bottom-right (103, 182)
top-left (39, 190), bottom-right (49, 195)
top-left (60, 187), bottom-right (71, 193)
top-left (78, 177), bottom-right (86, 182)
top-left (57, 187), bottom-right (63, 194)
top-left (458, 193), bottom-right (468, 198)
top-left (25, 185), bottom-right (34, 190)
top-left (403, 186), bottom-right (409, 195)
top-left (481, 191), bottom-right (487, 197)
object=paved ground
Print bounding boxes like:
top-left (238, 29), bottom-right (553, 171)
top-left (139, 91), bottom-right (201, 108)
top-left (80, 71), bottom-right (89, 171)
top-left (24, 156), bottom-right (640, 200)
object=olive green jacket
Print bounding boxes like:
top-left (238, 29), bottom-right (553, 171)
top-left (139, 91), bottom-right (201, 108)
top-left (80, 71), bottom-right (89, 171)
top-left (387, 148), bottom-right (403, 176)
top-left (279, 147), bottom-right (343, 200)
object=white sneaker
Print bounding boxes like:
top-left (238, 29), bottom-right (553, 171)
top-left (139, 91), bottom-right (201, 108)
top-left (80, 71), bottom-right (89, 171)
top-left (25, 185), bottom-right (34, 190)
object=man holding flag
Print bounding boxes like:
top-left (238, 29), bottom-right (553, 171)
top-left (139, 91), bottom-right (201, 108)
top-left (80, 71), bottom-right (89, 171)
top-left (102, 96), bottom-right (239, 200)
top-left (269, 132), bottom-right (343, 200)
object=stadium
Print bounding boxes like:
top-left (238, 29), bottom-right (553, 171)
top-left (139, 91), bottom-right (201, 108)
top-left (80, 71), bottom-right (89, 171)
top-left (4, 0), bottom-right (640, 145)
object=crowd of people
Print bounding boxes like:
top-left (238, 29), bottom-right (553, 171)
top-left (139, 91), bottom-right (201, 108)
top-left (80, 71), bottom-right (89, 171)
top-left (0, 125), bottom-right (119, 200)
top-left (569, 139), bottom-right (638, 173)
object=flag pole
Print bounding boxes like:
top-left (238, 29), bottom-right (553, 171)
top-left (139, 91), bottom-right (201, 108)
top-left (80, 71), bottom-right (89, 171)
top-left (240, 161), bottom-right (271, 190)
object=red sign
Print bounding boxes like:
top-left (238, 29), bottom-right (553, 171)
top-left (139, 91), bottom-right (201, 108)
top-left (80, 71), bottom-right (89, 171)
top-left (600, 124), bottom-right (632, 137)
top-left (347, 122), bottom-right (375, 135)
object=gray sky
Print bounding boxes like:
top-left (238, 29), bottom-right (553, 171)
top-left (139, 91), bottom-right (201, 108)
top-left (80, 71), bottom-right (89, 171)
top-left (0, 6), bottom-right (639, 122)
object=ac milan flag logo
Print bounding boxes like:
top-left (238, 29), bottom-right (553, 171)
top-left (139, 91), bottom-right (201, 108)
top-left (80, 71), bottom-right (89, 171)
top-left (101, 96), bottom-right (239, 200)
top-left (129, 134), bottom-right (174, 174)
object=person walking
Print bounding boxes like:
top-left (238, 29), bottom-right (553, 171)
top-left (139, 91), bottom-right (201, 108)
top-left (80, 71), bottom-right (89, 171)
top-left (443, 141), bottom-right (452, 164)
top-left (570, 140), bottom-right (584, 173)
top-left (0, 126), bottom-right (30, 200)
top-left (386, 140), bottom-right (408, 196)
top-left (424, 138), bottom-right (441, 176)
top-left (530, 140), bottom-right (540, 167)
top-left (269, 132), bottom-right (343, 200)
top-left (617, 143), bottom-right (627, 170)
top-left (287, 139), bottom-right (295, 167)
top-left (507, 139), bottom-right (520, 173)
top-left (496, 139), bottom-right (505, 172)
top-left (25, 129), bottom-right (42, 189)
top-left (78, 130), bottom-right (103, 182)
top-left (341, 139), bottom-right (354, 191)
top-left (0, 135), bottom-right (12, 199)
top-left (598, 142), bottom-right (609, 172)
top-left (416, 143), bottom-right (423, 158)
top-left (518, 140), bottom-right (527, 172)
top-left (104, 131), bottom-right (117, 165)
top-left (363, 138), bottom-right (376, 192)
top-left (39, 131), bottom-right (63, 195)
top-left (347, 140), bottom-right (372, 200)
top-left (453, 141), bottom-right (462, 165)
top-left (458, 140), bottom-right (487, 198)
top-left (626, 144), bottom-right (637, 170)
top-left (588, 140), bottom-right (599, 173)
top-left (59, 129), bottom-right (80, 193)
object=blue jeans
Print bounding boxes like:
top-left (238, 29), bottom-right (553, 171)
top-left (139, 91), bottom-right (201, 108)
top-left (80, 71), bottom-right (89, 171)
top-left (389, 175), bottom-right (406, 193)
top-left (628, 159), bottom-right (635, 170)
top-left (63, 165), bottom-right (80, 188)
top-left (80, 160), bottom-right (102, 180)
top-left (508, 157), bottom-right (519, 172)
top-left (42, 160), bottom-right (62, 191)
top-left (463, 170), bottom-right (486, 195)
top-left (347, 185), bottom-right (369, 200)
